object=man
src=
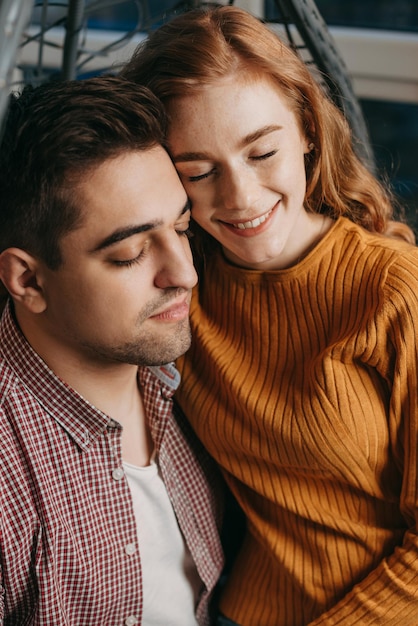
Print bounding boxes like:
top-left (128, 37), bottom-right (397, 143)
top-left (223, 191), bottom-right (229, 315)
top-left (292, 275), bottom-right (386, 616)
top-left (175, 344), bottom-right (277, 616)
top-left (0, 76), bottom-right (223, 625)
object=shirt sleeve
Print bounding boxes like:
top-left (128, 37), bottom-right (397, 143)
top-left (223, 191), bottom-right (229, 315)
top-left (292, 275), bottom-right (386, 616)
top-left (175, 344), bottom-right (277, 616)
top-left (0, 514), bottom-right (4, 623)
top-left (0, 466), bottom-right (4, 623)
top-left (0, 583), bottom-right (4, 623)
top-left (309, 248), bottom-right (418, 624)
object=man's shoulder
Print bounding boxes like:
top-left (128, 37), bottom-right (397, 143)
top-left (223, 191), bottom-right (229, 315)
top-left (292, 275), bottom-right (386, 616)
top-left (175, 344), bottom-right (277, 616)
top-left (0, 356), bottom-right (20, 405)
top-left (0, 356), bottom-right (44, 445)
top-left (0, 360), bottom-right (31, 473)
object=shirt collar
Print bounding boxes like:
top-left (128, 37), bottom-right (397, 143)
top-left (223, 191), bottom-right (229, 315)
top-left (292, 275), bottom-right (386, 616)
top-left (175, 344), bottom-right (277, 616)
top-left (147, 364), bottom-right (180, 393)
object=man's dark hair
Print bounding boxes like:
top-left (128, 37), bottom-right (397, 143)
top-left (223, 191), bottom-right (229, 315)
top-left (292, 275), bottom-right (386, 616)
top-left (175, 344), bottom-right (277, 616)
top-left (0, 76), bottom-right (167, 268)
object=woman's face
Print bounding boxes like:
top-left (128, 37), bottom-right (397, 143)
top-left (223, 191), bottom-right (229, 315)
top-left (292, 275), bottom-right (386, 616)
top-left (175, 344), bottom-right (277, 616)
top-left (167, 74), bottom-right (321, 271)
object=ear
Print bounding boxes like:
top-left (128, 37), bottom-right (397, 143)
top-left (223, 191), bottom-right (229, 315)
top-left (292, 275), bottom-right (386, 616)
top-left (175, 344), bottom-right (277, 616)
top-left (302, 134), bottom-right (315, 155)
top-left (0, 248), bottom-right (47, 313)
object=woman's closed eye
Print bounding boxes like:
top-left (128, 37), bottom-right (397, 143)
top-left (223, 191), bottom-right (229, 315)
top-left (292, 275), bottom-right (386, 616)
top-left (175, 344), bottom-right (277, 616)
top-left (178, 148), bottom-right (278, 183)
top-left (250, 149), bottom-right (278, 161)
top-left (187, 167), bottom-right (216, 182)
top-left (181, 150), bottom-right (278, 182)
top-left (174, 163), bottom-right (216, 183)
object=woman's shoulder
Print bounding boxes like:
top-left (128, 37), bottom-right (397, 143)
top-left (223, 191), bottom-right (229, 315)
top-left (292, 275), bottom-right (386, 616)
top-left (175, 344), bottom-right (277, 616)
top-left (338, 217), bottom-right (418, 264)
top-left (337, 219), bottom-right (418, 309)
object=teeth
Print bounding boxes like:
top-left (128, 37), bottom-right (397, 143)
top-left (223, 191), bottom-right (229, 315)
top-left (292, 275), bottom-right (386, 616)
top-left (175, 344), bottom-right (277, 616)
top-left (233, 210), bottom-right (271, 230)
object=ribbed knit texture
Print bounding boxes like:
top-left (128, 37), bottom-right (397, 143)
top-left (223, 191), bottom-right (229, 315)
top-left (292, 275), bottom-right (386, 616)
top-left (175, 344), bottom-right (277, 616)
top-left (176, 217), bottom-right (418, 625)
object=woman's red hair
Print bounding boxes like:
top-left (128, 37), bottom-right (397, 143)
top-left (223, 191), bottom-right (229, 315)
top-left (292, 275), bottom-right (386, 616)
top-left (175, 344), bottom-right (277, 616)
top-left (122, 5), bottom-right (414, 243)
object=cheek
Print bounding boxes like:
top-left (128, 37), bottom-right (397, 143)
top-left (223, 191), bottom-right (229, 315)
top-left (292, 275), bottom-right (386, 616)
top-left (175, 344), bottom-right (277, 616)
top-left (187, 188), bottom-right (212, 223)
top-left (182, 180), bottom-right (206, 204)
top-left (191, 205), bottom-right (213, 231)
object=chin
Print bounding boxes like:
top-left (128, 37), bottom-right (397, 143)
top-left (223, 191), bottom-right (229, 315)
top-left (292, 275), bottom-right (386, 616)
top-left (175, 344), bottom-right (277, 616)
top-left (151, 329), bottom-right (192, 365)
top-left (233, 253), bottom-right (276, 270)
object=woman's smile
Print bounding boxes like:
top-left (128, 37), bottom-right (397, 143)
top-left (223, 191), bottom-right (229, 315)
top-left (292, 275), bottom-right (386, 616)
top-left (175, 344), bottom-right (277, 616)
top-left (217, 206), bottom-right (277, 237)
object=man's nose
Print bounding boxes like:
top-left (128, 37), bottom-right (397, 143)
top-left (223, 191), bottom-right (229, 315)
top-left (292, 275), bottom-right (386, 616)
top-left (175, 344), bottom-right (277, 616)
top-left (154, 236), bottom-right (197, 290)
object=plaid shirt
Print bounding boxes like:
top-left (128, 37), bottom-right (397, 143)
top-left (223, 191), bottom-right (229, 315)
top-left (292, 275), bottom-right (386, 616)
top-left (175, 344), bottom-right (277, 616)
top-left (0, 303), bottom-right (224, 626)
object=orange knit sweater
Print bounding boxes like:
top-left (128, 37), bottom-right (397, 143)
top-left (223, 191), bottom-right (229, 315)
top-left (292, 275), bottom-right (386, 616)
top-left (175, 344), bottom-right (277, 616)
top-left (176, 217), bottom-right (418, 626)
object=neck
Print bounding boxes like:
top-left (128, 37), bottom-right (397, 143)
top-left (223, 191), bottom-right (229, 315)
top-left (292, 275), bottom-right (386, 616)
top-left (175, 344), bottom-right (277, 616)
top-left (15, 307), bottom-right (154, 466)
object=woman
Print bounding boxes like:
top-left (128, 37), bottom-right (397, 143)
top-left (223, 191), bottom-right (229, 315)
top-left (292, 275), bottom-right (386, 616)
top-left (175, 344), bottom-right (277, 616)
top-left (122, 6), bottom-right (418, 625)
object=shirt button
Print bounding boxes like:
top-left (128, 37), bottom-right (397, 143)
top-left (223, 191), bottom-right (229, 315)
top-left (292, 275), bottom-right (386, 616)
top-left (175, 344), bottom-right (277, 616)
top-left (125, 542), bottom-right (136, 556)
top-left (112, 467), bottom-right (124, 481)
top-left (125, 616), bottom-right (138, 625)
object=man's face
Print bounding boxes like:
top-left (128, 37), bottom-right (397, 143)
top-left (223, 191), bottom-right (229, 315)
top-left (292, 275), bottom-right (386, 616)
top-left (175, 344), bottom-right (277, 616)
top-left (38, 147), bottom-right (197, 367)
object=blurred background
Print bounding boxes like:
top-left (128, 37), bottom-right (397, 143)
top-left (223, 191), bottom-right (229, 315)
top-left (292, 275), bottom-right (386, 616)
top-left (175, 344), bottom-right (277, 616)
top-left (7, 0), bottom-right (418, 233)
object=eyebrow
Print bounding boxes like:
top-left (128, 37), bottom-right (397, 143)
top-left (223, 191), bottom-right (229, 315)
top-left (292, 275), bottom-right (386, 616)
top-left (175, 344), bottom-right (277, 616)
top-left (172, 125), bottom-right (283, 163)
top-left (92, 199), bottom-right (191, 252)
top-left (242, 125), bottom-right (282, 148)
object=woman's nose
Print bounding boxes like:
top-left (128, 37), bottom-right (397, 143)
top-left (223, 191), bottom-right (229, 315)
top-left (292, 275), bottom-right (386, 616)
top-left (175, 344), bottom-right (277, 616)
top-left (216, 166), bottom-right (258, 211)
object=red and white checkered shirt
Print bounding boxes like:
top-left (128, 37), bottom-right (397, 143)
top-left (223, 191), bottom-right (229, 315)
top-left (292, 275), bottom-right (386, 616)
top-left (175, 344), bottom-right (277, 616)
top-left (0, 303), bottom-right (224, 626)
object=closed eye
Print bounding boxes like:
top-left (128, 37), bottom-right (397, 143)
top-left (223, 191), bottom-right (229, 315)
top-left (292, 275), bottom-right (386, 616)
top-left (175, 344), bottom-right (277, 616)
top-left (177, 227), bottom-right (194, 239)
top-left (110, 241), bottom-right (150, 267)
top-left (250, 150), bottom-right (277, 161)
top-left (112, 253), bottom-right (144, 268)
top-left (188, 168), bottom-right (216, 182)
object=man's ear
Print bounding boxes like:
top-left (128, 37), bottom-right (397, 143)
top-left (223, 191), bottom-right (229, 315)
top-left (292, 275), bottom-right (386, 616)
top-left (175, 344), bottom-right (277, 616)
top-left (0, 248), bottom-right (47, 313)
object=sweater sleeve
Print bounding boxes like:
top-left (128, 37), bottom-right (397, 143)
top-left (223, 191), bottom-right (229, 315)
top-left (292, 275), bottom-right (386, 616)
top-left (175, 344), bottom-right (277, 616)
top-left (310, 248), bottom-right (418, 625)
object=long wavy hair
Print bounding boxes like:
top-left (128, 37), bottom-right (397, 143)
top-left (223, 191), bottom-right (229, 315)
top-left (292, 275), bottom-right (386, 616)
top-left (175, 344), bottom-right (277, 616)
top-left (122, 5), bottom-right (414, 244)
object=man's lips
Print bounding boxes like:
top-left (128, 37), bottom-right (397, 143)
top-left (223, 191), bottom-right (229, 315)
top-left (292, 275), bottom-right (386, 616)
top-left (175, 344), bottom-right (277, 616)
top-left (150, 295), bottom-right (190, 321)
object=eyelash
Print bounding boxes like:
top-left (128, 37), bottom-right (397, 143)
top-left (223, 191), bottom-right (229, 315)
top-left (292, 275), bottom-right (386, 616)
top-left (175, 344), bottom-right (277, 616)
top-left (177, 227), bottom-right (194, 239)
top-left (112, 228), bottom-right (193, 267)
top-left (187, 150), bottom-right (277, 182)
top-left (251, 150), bottom-right (277, 161)
top-left (112, 253), bottom-right (144, 268)
top-left (189, 170), bottom-right (215, 183)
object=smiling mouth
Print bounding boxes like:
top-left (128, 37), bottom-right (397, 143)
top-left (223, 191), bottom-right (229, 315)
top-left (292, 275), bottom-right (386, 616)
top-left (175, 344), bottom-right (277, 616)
top-left (228, 208), bottom-right (273, 230)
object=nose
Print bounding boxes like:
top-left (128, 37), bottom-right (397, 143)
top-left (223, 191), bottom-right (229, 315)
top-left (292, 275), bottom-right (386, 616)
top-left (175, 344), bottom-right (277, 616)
top-left (154, 235), bottom-right (198, 290)
top-left (217, 164), bottom-right (258, 212)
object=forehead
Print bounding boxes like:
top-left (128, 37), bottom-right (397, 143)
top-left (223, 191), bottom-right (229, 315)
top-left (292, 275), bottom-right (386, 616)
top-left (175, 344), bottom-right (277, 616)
top-left (56, 147), bottom-right (188, 260)
top-left (167, 74), bottom-right (300, 146)
top-left (71, 147), bottom-right (186, 236)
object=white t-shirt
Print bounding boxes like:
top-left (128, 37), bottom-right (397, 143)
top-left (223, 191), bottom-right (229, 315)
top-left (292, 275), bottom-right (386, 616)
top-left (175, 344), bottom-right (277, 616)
top-left (123, 458), bottom-right (201, 626)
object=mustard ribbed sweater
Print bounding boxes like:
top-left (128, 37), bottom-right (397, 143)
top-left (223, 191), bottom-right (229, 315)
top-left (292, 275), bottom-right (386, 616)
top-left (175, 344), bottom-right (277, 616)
top-left (176, 217), bottom-right (418, 626)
